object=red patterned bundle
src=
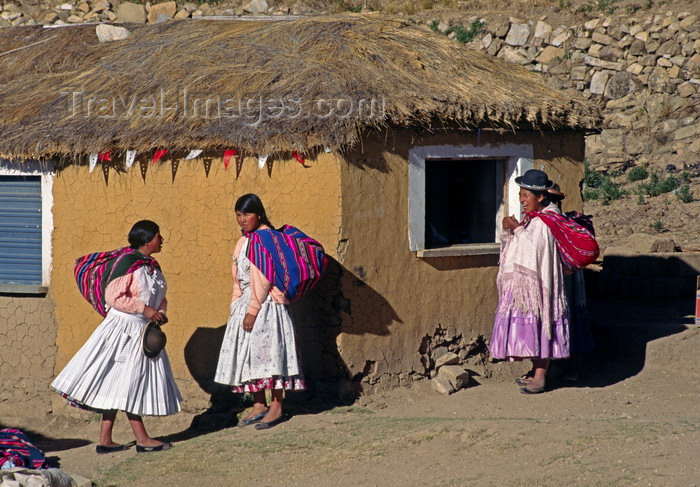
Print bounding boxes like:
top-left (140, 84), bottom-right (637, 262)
top-left (526, 211), bottom-right (599, 275)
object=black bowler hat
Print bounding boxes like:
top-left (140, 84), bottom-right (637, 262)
top-left (515, 169), bottom-right (554, 191)
top-left (142, 321), bottom-right (167, 359)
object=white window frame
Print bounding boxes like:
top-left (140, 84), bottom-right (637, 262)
top-left (408, 143), bottom-right (533, 257)
top-left (0, 159), bottom-right (55, 293)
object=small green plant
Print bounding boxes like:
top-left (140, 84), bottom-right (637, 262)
top-left (650, 220), bottom-right (664, 233)
top-left (627, 165), bottom-right (648, 182)
top-left (675, 185), bottom-right (694, 203)
top-left (600, 177), bottom-right (625, 201)
top-left (348, 3), bottom-right (363, 12)
top-left (637, 171), bottom-right (680, 197)
top-left (597, 0), bottom-right (619, 13)
top-left (452, 20), bottom-right (485, 44)
top-left (429, 20), bottom-right (485, 44)
top-left (637, 194), bottom-right (646, 205)
top-left (583, 161), bottom-right (604, 188)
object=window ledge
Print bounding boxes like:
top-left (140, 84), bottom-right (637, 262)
top-left (0, 284), bottom-right (49, 295)
top-left (416, 243), bottom-right (500, 258)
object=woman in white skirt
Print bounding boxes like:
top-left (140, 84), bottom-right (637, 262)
top-left (52, 220), bottom-right (181, 453)
top-left (215, 194), bottom-right (304, 430)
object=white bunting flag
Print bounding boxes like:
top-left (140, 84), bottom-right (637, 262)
top-left (185, 150), bottom-right (203, 160)
top-left (258, 154), bottom-right (268, 169)
top-left (125, 150), bottom-right (137, 169)
top-left (89, 154), bottom-right (98, 173)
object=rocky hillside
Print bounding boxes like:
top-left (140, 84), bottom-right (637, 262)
top-left (2, 0), bottom-right (699, 251)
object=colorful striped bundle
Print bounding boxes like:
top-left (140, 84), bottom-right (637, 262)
top-left (0, 428), bottom-right (48, 469)
top-left (246, 225), bottom-right (327, 301)
top-left (74, 247), bottom-right (161, 316)
top-left (526, 211), bottom-right (599, 275)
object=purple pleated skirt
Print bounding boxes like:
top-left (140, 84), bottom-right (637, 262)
top-left (490, 291), bottom-right (571, 360)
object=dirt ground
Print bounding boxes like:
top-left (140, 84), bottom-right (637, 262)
top-left (2, 291), bottom-right (698, 486)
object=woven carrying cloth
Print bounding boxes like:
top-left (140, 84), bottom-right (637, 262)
top-left (74, 247), bottom-right (161, 316)
top-left (523, 210), bottom-right (599, 275)
top-left (0, 428), bottom-right (48, 469)
top-left (245, 225), bottom-right (327, 301)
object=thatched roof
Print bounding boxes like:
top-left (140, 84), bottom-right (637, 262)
top-left (0, 15), bottom-right (601, 159)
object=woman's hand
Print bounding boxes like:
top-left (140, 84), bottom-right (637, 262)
top-left (144, 305), bottom-right (166, 324)
top-left (242, 313), bottom-right (257, 332)
top-left (502, 215), bottom-right (520, 230)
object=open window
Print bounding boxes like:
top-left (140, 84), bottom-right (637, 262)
top-left (0, 160), bottom-right (54, 293)
top-left (408, 143), bottom-right (533, 257)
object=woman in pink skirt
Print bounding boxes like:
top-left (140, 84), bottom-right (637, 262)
top-left (490, 170), bottom-right (570, 394)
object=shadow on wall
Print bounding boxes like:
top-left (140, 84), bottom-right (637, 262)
top-left (556, 254), bottom-right (697, 390)
top-left (183, 256), bottom-right (401, 413)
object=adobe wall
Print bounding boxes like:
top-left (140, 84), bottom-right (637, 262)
top-left (47, 152), bottom-right (342, 412)
top-left (336, 128), bottom-right (586, 394)
top-left (0, 294), bottom-right (57, 417)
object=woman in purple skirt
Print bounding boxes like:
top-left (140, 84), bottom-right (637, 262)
top-left (489, 169), bottom-right (570, 394)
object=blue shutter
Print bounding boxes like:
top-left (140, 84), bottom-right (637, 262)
top-left (0, 176), bottom-right (42, 285)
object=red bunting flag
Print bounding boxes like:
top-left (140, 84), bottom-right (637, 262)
top-left (223, 150), bottom-right (237, 170)
top-left (152, 149), bottom-right (168, 165)
top-left (98, 150), bottom-right (112, 162)
top-left (292, 151), bottom-right (306, 166)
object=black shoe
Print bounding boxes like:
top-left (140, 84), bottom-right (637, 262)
top-left (255, 414), bottom-right (288, 430)
top-left (519, 385), bottom-right (545, 394)
top-left (238, 409), bottom-right (268, 427)
top-left (96, 444), bottom-right (130, 454)
top-left (136, 442), bottom-right (172, 453)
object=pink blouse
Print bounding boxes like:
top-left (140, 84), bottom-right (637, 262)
top-left (105, 272), bottom-right (168, 314)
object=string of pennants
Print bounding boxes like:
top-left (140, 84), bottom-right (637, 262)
top-left (88, 148), bottom-right (310, 184)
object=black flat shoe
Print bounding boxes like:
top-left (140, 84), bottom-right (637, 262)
top-left (136, 442), bottom-right (172, 453)
top-left (238, 409), bottom-right (268, 427)
top-left (519, 385), bottom-right (545, 394)
top-left (255, 414), bottom-right (288, 430)
top-left (96, 444), bottom-right (130, 454)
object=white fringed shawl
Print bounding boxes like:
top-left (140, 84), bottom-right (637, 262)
top-left (496, 204), bottom-right (568, 339)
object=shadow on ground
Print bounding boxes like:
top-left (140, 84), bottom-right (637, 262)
top-left (550, 293), bottom-right (694, 390)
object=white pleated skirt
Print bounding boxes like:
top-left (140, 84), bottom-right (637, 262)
top-left (52, 309), bottom-right (182, 416)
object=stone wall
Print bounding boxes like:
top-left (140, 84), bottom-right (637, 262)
top-left (467, 9), bottom-right (699, 172)
top-left (587, 251), bottom-right (700, 299)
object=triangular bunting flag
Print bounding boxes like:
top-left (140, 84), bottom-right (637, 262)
top-left (292, 151), bottom-right (307, 167)
top-left (185, 150), bottom-right (203, 160)
top-left (125, 150), bottom-right (137, 169)
top-left (258, 154), bottom-right (268, 169)
top-left (223, 150), bottom-right (237, 170)
top-left (266, 157), bottom-right (274, 177)
top-left (102, 161), bottom-right (110, 185)
top-left (203, 158), bottom-right (212, 177)
top-left (89, 154), bottom-right (98, 173)
top-left (171, 158), bottom-right (180, 182)
top-left (152, 149), bottom-right (168, 165)
top-left (98, 150), bottom-right (112, 162)
top-left (235, 151), bottom-right (244, 179)
top-left (139, 158), bottom-right (148, 181)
